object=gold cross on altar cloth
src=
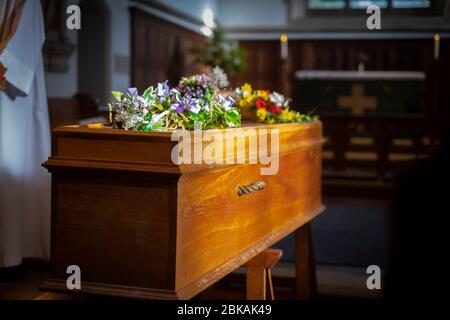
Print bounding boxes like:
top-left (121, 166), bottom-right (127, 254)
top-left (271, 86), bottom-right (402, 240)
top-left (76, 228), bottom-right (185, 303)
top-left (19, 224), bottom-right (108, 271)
top-left (337, 84), bottom-right (377, 115)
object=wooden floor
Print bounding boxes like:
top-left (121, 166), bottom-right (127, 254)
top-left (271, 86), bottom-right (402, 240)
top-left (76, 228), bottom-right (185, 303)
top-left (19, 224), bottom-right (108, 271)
top-left (0, 262), bottom-right (48, 300)
top-left (34, 292), bottom-right (90, 300)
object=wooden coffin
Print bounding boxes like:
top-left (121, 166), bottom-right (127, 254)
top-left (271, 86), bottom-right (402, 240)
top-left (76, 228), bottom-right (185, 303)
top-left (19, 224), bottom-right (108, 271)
top-left (41, 121), bottom-right (324, 299)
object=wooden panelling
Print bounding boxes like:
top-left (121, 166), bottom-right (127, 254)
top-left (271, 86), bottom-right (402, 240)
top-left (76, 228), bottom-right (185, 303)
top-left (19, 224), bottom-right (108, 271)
top-left (230, 41), bottom-right (282, 91)
top-left (131, 8), bottom-right (205, 91)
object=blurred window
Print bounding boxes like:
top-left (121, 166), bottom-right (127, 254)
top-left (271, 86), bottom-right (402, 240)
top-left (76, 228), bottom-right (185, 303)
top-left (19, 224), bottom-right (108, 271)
top-left (308, 0), bottom-right (431, 10)
top-left (392, 0), bottom-right (430, 8)
top-left (308, 0), bottom-right (346, 9)
top-left (350, 1), bottom-right (388, 9)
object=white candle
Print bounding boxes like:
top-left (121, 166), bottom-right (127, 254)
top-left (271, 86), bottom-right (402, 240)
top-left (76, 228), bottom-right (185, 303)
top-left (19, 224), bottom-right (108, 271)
top-left (280, 34), bottom-right (288, 61)
top-left (434, 34), bottom-right (440, 61)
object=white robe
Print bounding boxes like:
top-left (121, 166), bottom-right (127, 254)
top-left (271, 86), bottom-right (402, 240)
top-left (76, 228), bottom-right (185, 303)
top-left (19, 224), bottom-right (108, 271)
top-left (0, 0), bottom-right (51, 267)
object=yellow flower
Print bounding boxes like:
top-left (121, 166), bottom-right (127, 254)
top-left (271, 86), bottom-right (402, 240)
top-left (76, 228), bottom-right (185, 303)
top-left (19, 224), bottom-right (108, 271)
top-left (256, 108), bottom-right (268, 121)
top-left (244, 95), bottom-right (254, 105)
top-left (255, 90), bottom-right (270, 101)
top-left (280, 108), bottom-right (289, 116)
top-left (241, 83), bottom-right (253, 97)
top-left (242, 83), bottom-right (252, 92)
top-left (279, 108), bottom-right (300, 122)
top-left (238, 96), bottom-right (253, 109)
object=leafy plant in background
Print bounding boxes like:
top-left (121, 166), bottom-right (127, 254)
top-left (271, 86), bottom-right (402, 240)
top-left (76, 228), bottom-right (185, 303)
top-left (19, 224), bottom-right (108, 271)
top-left (192, 28), bottom-right (247, 77)
top-left (108, 67), bottom-right (241, 131)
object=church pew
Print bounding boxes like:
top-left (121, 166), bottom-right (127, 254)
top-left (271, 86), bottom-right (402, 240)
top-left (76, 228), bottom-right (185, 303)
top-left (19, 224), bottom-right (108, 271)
top-left (322, 114), bottom-right (447, 174)
top-left (320, 114), bottom-right (449, 196)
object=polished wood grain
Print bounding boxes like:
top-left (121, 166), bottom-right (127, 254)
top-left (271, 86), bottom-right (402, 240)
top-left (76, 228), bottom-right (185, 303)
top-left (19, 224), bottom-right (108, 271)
top-left (244, 249), bottom-right (283, 300)
top-left (246, 256), bottom-right (267, 300)
top-left (41, 122), bottom-right (324, 299)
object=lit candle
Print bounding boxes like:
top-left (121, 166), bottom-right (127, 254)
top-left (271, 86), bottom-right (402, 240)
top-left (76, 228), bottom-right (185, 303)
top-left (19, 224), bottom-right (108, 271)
top-left (280, 34), bottom-right (288, 61)
top-left (434, 34), bottom-right (440, 61)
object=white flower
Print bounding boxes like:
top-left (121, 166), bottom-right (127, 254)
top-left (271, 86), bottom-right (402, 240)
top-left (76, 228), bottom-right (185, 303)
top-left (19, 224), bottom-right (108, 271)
top-left (123, 114), bottom-right (142, 130)
top-left (270, 92), bottom-right (286, 106)
top-left (210, 66), bottom-right (229, 88)
top-left (157, 80), bottom-right (169, 97)
top-left (151, 110), bottom-right (170, 125)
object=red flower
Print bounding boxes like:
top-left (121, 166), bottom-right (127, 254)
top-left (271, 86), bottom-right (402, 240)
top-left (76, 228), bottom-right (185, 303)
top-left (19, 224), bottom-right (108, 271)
top-left (268, 104), bottom-right (283, 114)
top-left (255, 98), bottom-right (267, 109)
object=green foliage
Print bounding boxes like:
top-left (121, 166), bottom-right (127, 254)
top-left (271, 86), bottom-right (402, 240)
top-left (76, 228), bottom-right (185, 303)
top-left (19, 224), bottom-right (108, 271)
top-left (111, 91), bottom-right (124, 102)
top-left (192, 28), bottom-right (247, 77)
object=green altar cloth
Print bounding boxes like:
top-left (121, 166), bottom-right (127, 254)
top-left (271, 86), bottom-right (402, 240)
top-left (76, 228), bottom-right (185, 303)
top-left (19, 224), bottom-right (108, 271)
top-left (293, 71), bottom-right (425, 115)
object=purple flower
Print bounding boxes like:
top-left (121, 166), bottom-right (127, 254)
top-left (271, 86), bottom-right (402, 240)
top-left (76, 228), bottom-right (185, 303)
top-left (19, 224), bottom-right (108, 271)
top-left (170, 88), bottom-right (180, 96)
top-left (188, 98), bottom-right (201, 114)
top-left (127, 87), bottom-right (138, 97)
top-left (171, 102), bottom-right (186, 113)
top-left (136, 96), bottom-right (146, 105)
top-left (170, 93), bottom-right (184, 113)
top-left (171, 98), bottom-right (201, 114)
top-left (157, 80), bottom-right (169, 98)
top-left (196, 74), bottom-right (209, 88)
top-left (218, 95), bottom-right (235, 111)
top-left (170, 93), bottom-right (186, 113)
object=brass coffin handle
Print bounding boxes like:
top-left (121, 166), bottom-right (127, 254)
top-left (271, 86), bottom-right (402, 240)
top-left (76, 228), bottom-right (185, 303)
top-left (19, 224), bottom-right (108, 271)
top-left (237, 181), bottom-right (267, 197)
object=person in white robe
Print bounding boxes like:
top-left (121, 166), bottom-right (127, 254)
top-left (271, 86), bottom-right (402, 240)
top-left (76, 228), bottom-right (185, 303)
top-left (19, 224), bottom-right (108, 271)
top-left (0, 0), bottom-right (51, 267)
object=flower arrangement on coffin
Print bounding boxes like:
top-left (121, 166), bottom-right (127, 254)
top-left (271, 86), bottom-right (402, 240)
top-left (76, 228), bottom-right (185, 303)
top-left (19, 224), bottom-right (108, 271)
top-left (234, 83), bottom-right (318, 124)
top-left (108, 67), bottom-right (240, 131)
top-left (234, 83), bottom-right (270, 121)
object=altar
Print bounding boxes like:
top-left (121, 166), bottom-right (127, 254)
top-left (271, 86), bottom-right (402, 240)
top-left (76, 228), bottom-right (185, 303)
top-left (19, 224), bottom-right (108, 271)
top-left (40, 121), bottom-right (324, 299)
top-left (293, 71), bottom-right (426, 115)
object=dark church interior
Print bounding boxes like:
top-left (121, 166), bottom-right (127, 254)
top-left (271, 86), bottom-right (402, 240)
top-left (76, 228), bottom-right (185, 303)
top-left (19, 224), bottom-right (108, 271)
top-left (1, 0), bottom-right (449, 303)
